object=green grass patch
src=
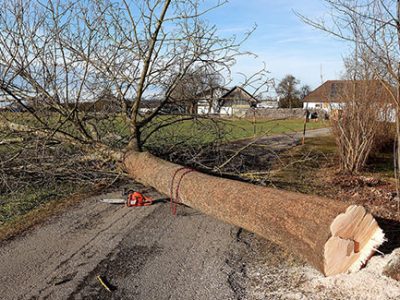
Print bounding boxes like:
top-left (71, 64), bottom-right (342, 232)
top-left (0, 184), bottom-right (79, 225)
top-left (2, 112), bottom-right (328, 147)
top-left (143, 117), bottom-right (328, 149)
top-left (220, 118), bottom-right (328, 141)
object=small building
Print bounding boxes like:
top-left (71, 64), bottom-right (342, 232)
top-left (195, 86), bottom-right (258, 117)
top-left (218, 86), bottom-right (258, 117)
top-left (196, 87), bottom-right (229, 115)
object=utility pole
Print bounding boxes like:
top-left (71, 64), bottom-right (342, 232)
top-left (320, 64), bottom-right (324, 84)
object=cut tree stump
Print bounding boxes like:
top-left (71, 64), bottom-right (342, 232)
top-left (124, 151), bottom-right (385, 276)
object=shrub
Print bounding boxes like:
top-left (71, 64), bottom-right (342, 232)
top-left (331, 81), bottom-right (393, 173)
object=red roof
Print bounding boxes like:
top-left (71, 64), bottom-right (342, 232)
top-left (303, 80), bottom-right (394, 103)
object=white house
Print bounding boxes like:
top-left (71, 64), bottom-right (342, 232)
top-left (196, 86), bottom-right (228, 115)
top-left (302, 80), bottom-right (346, 113)
top-left (303, 80), bottom-right (395, 122)
top-left (196, 86), bottom-right (258, 117)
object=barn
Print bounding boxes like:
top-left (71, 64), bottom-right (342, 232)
top-left (218, 86), bottom-right (258, 117)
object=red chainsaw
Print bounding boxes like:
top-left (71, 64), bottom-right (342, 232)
top-left (126, 191), bottom-right (153, 207)
top-left (100, 190), bottom-right (153, 207)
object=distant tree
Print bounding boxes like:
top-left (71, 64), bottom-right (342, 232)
top-left (276, 75), bottom-right (302, 108)
top-left (168, 67), bottom-right (222, 114)
top-left (300, 85), bottom-right (311, 100)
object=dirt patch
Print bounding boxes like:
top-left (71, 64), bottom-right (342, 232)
top-left (157, 128), bottom-right (330, 180)
top-left (323, 173), bottom-right (400, 222)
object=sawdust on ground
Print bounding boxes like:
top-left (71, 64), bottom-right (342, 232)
top-left (244, 233), bottom-right (400, 300)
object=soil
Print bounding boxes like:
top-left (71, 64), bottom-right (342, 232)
top-left (327, 174), bottom-right (400, 221)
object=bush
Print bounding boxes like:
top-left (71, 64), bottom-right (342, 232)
top-left (331, 81), bottom-right (393, 173)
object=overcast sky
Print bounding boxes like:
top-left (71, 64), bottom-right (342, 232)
top-left (204, 0), bottom-right (352, 89)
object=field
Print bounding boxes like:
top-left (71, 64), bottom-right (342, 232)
top-left (144, 117), bottom-right (327, 150)
top-left (4, 113), bottom-right (398, 236)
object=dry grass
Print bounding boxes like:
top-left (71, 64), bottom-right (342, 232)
top-left (267, 135), bottom-right (338, 195)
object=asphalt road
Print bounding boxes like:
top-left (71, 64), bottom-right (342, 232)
top-left (233, 127), bottom-right (331, 150)
top-left (0, 185), bottom-right (251, 300)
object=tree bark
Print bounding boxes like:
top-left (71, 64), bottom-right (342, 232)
top-left (124, 151), bottom-right (385, 276)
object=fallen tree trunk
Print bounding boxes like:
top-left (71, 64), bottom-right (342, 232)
top-left (124, 151), bottom-right (385, 276)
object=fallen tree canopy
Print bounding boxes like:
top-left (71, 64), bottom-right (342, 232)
top-left (124, 151), bottom-right (385, 276)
